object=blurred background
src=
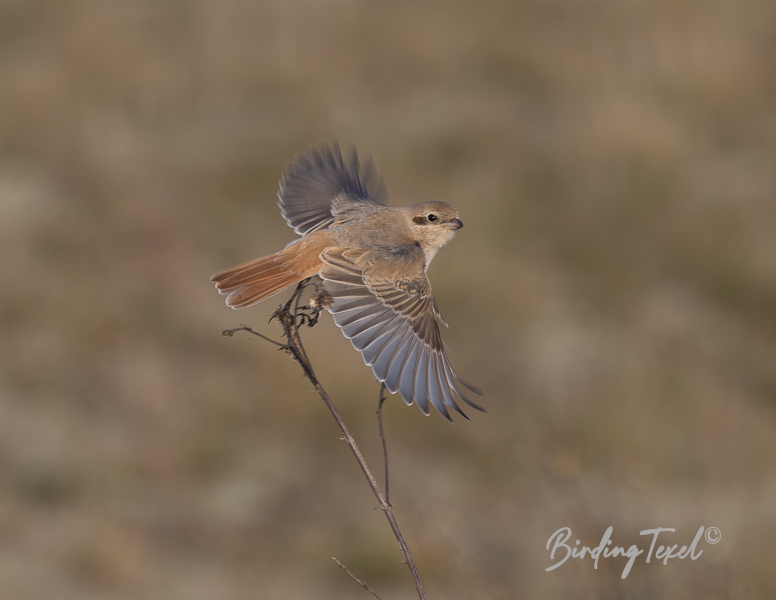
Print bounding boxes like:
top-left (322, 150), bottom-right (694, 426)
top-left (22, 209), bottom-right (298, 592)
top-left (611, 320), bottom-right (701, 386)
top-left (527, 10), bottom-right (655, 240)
top-left (1, 1), bottom-right (775, 598)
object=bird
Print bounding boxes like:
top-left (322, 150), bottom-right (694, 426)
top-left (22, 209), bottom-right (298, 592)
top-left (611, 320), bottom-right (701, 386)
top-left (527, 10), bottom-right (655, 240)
top-left (211, 142), bottom-right (484, 421)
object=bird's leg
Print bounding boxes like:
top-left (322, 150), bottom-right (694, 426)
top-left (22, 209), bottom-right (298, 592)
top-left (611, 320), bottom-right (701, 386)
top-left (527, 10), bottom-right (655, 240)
top-left (288, 280), bottom-right (332, 328)
top-left (270, 278), bottom-right (313, 327)
top-left (302, 285), bottom-right (333, 327)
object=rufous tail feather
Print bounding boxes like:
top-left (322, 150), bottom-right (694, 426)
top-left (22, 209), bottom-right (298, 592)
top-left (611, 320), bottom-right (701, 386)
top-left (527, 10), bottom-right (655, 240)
top-left (211, 232), bottom-right (330, 309)
top-left (210, 241), bottom-right (327, 309)
top-left (210, 253), bottom-right (301, 309)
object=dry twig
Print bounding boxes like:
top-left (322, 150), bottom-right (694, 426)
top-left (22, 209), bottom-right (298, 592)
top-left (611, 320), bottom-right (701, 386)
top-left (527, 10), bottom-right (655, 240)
top-left (376, 383), bottom-right (390, 505)
top-left (222, 279), bottom-right (427, 600)
top-left (332, 557), bottom-right (386, 600)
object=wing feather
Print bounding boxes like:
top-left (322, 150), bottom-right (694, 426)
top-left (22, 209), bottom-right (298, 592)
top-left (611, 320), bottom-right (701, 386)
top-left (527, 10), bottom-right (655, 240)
top-left (278, 142), bottom-right (388, 235)
top-left (319, 247), bottom-right (484, 420)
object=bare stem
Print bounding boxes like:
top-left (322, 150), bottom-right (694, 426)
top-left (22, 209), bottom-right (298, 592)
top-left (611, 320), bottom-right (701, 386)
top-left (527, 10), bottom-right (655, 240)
top-left (222, 280), bottom-right (427, 600)
top-left (221, 324), bottom-right (284, 347)
top-left (332, 558), bottom-right (386, 600)
top-left (376, 383), bottom-right (390, 506)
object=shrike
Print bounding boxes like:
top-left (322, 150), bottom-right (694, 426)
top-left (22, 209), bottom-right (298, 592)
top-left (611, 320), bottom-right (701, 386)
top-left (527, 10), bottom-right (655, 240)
top-left (211, 142), bottom-right (484, 420)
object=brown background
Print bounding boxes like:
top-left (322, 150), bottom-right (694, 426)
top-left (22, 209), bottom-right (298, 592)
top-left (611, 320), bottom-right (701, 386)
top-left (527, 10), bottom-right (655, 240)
top-left (1, 1), bottom-right (775, 598)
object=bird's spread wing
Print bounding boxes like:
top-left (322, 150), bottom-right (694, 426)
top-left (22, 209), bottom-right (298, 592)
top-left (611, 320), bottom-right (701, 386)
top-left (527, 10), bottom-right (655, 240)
top-left (278, 142), bottom-right (388, 235)
top-left (319, 247), bottom-right (484, 421)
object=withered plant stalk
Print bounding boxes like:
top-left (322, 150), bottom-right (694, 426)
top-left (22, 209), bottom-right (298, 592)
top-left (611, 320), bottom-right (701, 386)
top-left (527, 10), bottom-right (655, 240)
top-left (222, 279), bottom-right (427, 600)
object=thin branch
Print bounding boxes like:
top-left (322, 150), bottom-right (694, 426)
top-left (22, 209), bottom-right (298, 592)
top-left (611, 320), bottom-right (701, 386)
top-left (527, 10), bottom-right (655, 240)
top-left (223, 280), bottom-right (427, 600)
top-left (332, 558), bottom-right (386, 600)
top-left (376, 383), bottom-right (390, 506)
top-left (221, 324), bottom-right (284, 347)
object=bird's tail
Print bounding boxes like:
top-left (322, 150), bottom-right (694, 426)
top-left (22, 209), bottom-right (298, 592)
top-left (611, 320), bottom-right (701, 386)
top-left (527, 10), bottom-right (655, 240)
top-left (211, 241), bottom-right (322, 309)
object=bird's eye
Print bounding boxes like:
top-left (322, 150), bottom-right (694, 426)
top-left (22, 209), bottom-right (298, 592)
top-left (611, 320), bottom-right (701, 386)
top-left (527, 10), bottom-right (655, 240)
top-left (427, 214), bottom-right (438, 222)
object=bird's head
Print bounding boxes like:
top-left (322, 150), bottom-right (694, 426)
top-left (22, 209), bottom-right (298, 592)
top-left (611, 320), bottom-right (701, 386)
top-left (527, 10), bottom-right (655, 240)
top-left (405, 201), bottom-right (463, 268)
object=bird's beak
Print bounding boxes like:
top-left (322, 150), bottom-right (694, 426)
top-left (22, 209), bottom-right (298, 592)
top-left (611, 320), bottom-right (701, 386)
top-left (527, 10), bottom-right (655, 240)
top-left (448, 218), bottom-right (463, 230)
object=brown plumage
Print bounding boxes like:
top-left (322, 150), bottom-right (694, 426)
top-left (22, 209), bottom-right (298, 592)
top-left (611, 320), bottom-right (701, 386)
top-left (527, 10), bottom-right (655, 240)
top-left (211, 232), bottom-right (330, 308)
top-left (211, 142), bottom-right (484, 420)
